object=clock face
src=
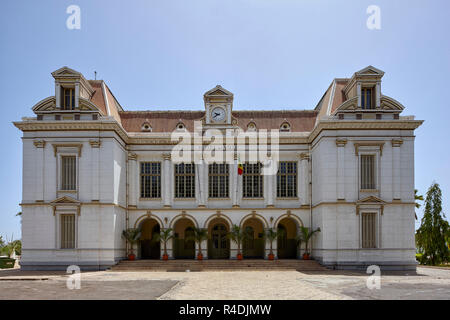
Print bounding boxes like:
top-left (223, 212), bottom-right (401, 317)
top-left (211, 107), bottom-right (226, 122)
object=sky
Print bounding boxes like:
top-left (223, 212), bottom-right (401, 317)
top-left (0, 0), bottom-right (449, 239)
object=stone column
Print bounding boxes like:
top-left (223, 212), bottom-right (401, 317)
top-left (33, 140), bottom-right (46, 201)
top-left (376, 81), bottom-right (381, 108)
top-left (197, 161), bottom-right (205, 207)
top-left (55, 83), bottom-right (61, 109)
top-left (232, 154), bottom-right (239, 207)
top-left (75, 83), bottom-right (80, 109)
top-left (163, 153), bottom-right (171, 207)
top-left (336, 139), bottom-right (347, 200)
top-left (356, 82), bottom-right (362, 108)
top-left (90, 140), bottom-right (102, 201)
top-left (266, 157), bottom-right (274, 207)
top-left (127, 152), bottom-right (137, 206)
top-left (392, 139), bottom-right (403, 200)
top-left (300, 153), bottom-right (310, 206)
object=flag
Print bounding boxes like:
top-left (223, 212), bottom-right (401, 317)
top-left (238, 162), bottom-right (243, 175)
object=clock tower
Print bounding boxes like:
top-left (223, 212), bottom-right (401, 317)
top-left (203, 85), bottom-right (233, 125)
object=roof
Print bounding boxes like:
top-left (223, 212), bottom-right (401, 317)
top-left (119, 110), bottom-right (318, 132)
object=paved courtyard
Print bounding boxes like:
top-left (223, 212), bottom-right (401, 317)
top-left (0, 267), bottom-right (449, 300)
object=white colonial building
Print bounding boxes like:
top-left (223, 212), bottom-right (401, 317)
top-left (14, 66), bottom-right (422, 270)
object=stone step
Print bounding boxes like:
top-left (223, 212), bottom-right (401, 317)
top-left (111, 259), bottom-right (327, 272)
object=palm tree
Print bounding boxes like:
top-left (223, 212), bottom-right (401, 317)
top-left (227, 225), bottom-right (248, 259)
top-left (188, 227), bottom-right (208, 259)
top-left (414, 189), bottom-right (424, 220)
top-left (300, 226), bottom-right (321, 258)
top-left (122, 228), bottom-right (141, 259)
top-left (264, 228), bottom-right (284, 259)
top-left (152, 228), bottom-right (173, 259)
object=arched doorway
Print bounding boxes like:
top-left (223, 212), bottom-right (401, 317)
top-left (242, 218), bottom-right (265, 259)
top-left (208, 218), bottom-right (230, 259)
top-left (139, 218), bottom-right (160, 259)
top-left (173, 218), bottom-right (196, 259)
top-left (277, 218), bottom-right (298, 259)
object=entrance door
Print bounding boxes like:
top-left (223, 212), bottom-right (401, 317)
top-left (243, 226), bottom-right (264, 258)
top-left (141, 224), bottom-right (160, 259)
top-left (208, 224), bottom-right (229, 259)
top-left (277, 222), bottom-right (297, 259)
top-left (174, 227), bottom-right (195, 259)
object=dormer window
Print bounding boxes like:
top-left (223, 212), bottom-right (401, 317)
top-left (361, 87), bottom-right (374, 110)
top-left (62, 87), bottom-right (75, 110)
top-left (280, 122), bottom-right (291, 132)
top-left (247, 122), bottom-right (257, 132)
top-left (176, 122), bottom-right (186, 131)
top-left (141, 122), bottom-right (152, 132)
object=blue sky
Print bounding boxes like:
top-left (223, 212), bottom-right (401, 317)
top-left (1, 0), bottom-right (449, 239)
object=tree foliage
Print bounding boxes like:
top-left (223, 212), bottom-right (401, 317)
top-left (416, 183), bottom-right (449, 265)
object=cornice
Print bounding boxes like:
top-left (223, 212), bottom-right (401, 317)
top-left (13, 119), bottom-right (423, 146)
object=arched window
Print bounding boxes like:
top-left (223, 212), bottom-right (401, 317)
top-left (280, 122), bottom-right (291, 132)
top-left (141, 122), bottom-right (152, 132)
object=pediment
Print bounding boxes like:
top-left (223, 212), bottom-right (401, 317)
top-left (51, 66), bottom-right (81, 78)
top-left (357, 196), bottom-right (386, 204)
top-left (32, 96), bottom-right (101, 113)
top-left (333, 96), bottom-right (358, 113)
top-left (32, 96), bottom-right (56, 112)
top-left (204, 85), bottom-right (233, 97)
top-left (50, 196), bottom-right (80, 205)
top-left (380, 95), bottom-right (404, 111)
top-left (356, 65), bottom-right (385, 76)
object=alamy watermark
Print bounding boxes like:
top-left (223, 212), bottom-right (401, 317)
top-left (66, 265), bottom-right (81, 290)
top-left (170, 121), bottom-right (279, 175)
top-left (66, 5), bottom-right (81, 30)
top-left (366, 265), bottom-right (381, 289)
top-left (367, 5), bottom-right (381, 30)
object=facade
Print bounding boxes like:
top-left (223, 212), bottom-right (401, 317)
top-left (14, 66), bottom-right (422, 270)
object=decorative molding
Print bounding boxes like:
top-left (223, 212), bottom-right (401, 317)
top-left (52, 143), bottom-right (83, 157)
top-left (335, 138), bottom-right (347, 147)
top-left (33, 140), bottom-right (46, 148)
top-left (89, 139), bottom-right (101, 148)
top-left (128, 152), bottom-right (137, 161)
top-left (13, 119), bottom-right (423, 146)
top-left (391, 139), bottom-right (403, 147)
top-left (162, 153), bottom-right (171, 160)
top-left (353, 141), bottom-right (385, 156)
top-left (299, 152), bottom-right (310, 160)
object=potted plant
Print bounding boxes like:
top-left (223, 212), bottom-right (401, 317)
top-left (300, 226), bottom-right (321, 260)
top-left (122, 228), bottom-right (141, 260)
top-left (227, 224), bottom-right (247, 260)
top-left (264, 228), bottom-right (284, 260)
top-left (188, 227), bottom-right (208, 260)
top-left (152, 228), bottom-right (173, 260)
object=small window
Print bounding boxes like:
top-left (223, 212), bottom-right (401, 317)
top-left (277, 161), bottom-right (297, 198)
top-left (61, 156), bottom-right (76, 190)
top-left (208, 164), bottom-right (229, 198)
top-left (247, 122), bottom-right (257, 131)
top-left (61, 214), bottom-right (76, 249)
top-left (376, 114), bottom-right (382, 120)
top-left (174, 163), bottom-right (196, 198)
top-left (361, 155), bottom-right (376, 190)
top-left (92, 114), bottom-right (98, 120)
top-left (338, 114), bottom-right (344, 120)
top-left (74, 114), bottom-right (80, 121)
top-left (362, 212), bottom-right (377, 248)
top-left (140, 162), bottom-right (161, 198)
top-left (141, 122), bottom-right (152, 132)
top-left (37, 115), bottom-right (43, 121)
top-left (62, 88), bottom-right (75, 110)
top-left (361, 88), bottom-right (374, 110)
top-left (55, 114), bottom-right (61, 121)
top-left (176, 122), bottom-right (186, 131)
top-left (280, 122), bottom-right (291, 132)
top-left (243, 163), bottom-right (263, 198)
